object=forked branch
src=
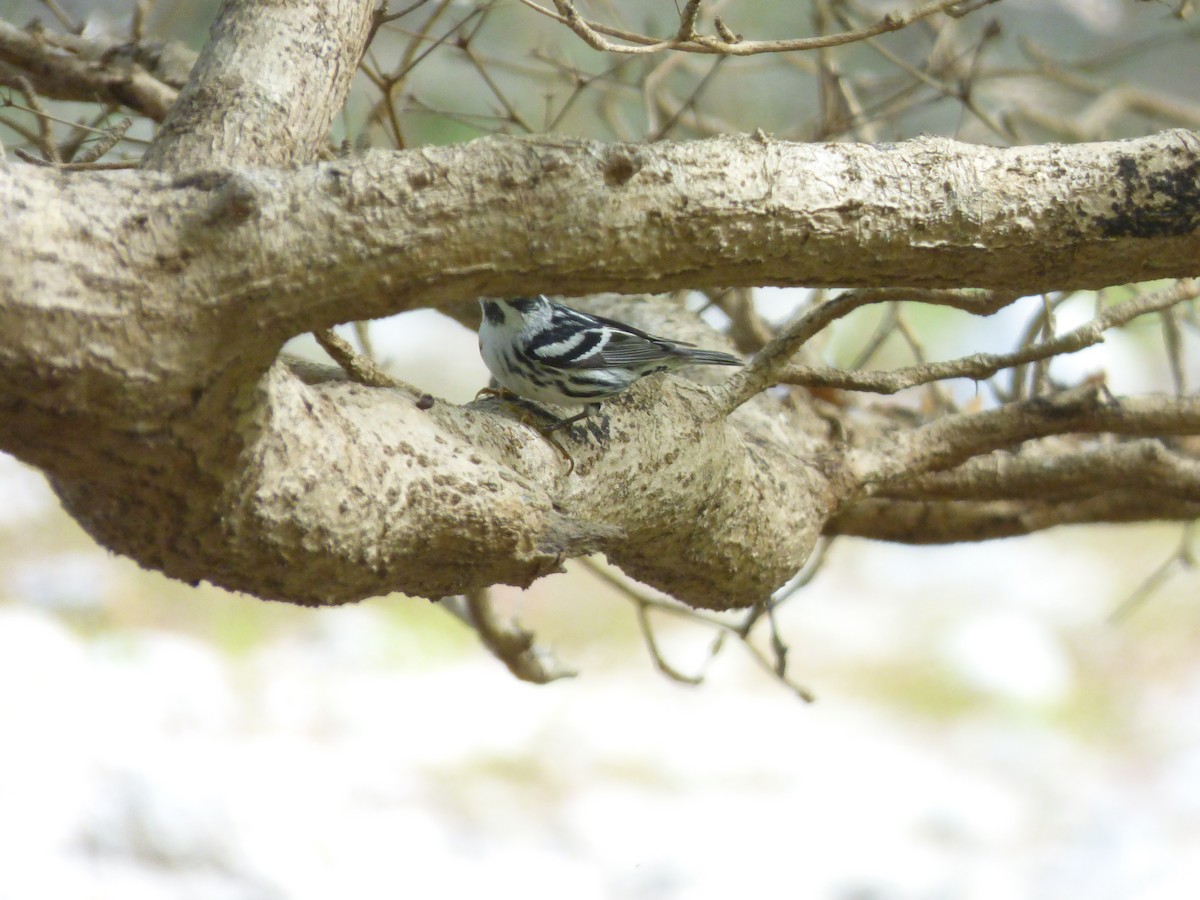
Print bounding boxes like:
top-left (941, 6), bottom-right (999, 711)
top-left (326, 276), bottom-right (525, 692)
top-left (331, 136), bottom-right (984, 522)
top-left (775, 279), bottom-right (1200, 396)
top-left (518, 0), bottom-right (986, 57)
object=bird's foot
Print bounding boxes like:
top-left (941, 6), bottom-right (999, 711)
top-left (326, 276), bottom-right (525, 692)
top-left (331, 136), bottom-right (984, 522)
top-left (476, 388), bottom-right (577, 474)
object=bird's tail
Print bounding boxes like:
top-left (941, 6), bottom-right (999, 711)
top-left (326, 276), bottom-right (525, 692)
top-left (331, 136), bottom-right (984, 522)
top-left (677, 347), bottom-right (743, 367)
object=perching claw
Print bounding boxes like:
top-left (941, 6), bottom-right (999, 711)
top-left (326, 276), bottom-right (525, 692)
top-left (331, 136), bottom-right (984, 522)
top-left (475, 386), bottom-right (577, 474)
top-left (535, 424), bottom-right (576, 475)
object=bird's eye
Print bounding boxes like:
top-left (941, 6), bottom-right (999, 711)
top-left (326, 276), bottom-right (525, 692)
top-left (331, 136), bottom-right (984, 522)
top-left (482, 301), bottom-right (506, 326)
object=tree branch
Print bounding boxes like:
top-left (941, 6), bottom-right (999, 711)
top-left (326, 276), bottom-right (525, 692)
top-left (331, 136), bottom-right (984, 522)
top-left (830, 492), bottom-right (1200, 543)
top-left (6, 131), bottom-right (1199, 391)
top-left (520, 0), bottom-right (981, 57)
top-left (775, 279), bottom-right (1199, 396)
top-left (850, 386), bottom-right (1200, 488)
top-left (4, 125), bottom-right (1200, 608)
top-left (877, 438), bottom-right (1200, 503)
top-left (4, 0), bottom-right (1200, 614)
top-left (717, 287), bottom-right (1023, 414)
top-left (141, 0), bottom-right (373, 171)
top-left (460, 589), bottom-right (577, 683)
top-left (0, 19), bottom-right (179, 121)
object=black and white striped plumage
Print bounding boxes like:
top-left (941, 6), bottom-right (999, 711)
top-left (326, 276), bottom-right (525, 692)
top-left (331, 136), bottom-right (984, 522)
top-left (478, 295), bottom-right (742, 429)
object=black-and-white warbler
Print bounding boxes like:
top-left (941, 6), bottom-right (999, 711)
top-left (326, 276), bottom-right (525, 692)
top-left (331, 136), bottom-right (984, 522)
top-left (478, 295), bottom-right (743, 431)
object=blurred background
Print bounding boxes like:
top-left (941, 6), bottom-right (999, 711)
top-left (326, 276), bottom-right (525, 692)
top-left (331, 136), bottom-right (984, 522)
top-left (4, 0), bottom-right (1200, 897)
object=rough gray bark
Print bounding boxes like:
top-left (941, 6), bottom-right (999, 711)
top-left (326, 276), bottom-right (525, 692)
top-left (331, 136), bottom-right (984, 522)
top-left (2, 0), bottom-right (1200, 611)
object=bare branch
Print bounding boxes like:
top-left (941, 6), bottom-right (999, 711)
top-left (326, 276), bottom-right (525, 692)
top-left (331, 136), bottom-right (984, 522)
top-left (851, 386), bottom-right (1200, 488)
top-left (459, 589), bottom-right (576, 683)
top-left (313, 329), bottom-right (403, 388)
top-left (142, 0), bottom-right (373, 170)
top-left (718, 288), bottom-right (1023, 414)
top-left (9, 74), bottom-right (59, 162)
top-left (831, 492), bottom-right (1200, 543)
top-left (1109, 523), bottom-right (1196, 621)
top-left (75, 116), bottom-right (132, 164)
top-left (881, 438), bottom-right (1200, 502)
top-left (581, 559), bottom-right (815, 701)
top-left (633, 601), bottom-right (709, 686)
top-left (583, 556), bottom-right (715, 685)
top-left (520, 0), bottom-right (982, 57)
top-left (777, 279), bottom-right (1200, 396)
top-left (0, 19), bottom-right (179, 121)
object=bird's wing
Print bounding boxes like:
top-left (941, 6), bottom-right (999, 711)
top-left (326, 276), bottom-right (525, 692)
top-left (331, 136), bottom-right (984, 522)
top-left (533, 329), bottom-right (679, 369)
top-left (525, 307), bottom-right (685, 370)
top-left (591, 330), bottom-right (684, 367)
top-left (575, 310), bottom-right (693, 367)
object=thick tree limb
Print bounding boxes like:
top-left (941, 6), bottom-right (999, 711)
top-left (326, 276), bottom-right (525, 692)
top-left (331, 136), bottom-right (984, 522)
top-left (141, 0), bottom-right (373, 171)
top-left (5, 130), bottom-right (1200, 382)
top-left (4, 0), bottom-right (1200, 612)
top-left (4, 128), bottom-right (1200, 605)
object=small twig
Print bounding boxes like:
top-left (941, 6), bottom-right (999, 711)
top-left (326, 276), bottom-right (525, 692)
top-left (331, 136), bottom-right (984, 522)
top-left (945, 0), bottom-right (1002, 16)
top-left (1009, 293), bottom-right (1056, 401)
top-left (461, 42), bottom-right (534, 133)
top-left (461, 589), bottom-right (577, 683)
top-left (351, 321), bottom-right (376, 361)
top-left (581, 558), bottom-right (727, 685)
top-left (771, 280), bottom-right (1199, 398)
top-left (372, 0), bottom-right (436, 34)
top-left (633, 600), bottom-right (707, 685)
top-left (12, 151), bottom-right (136, 170)
top-left (76, 116), bottom-right (132, 164)
top-left (847, 301), bottom-right (900, 370)
top-left (718, 288), bottom-right (1022, 414)
top-left (833, 4), bottom-right (1014, 142)
top-left (40, 0), bottom-right (82, 33)
top-left (131, 0), bottom-right (154, 41)
top-left (390, 0), bottom-right (479, 82)
top-left (11, 75), bottom-right (59, 163)
top-left (520, 0), bottom-right (973, 57)
top-left (314, 329), bottom-right (402, 388)
top-left (1109, 523), bottom-right (1196, 622)
top-left (718, 290), bottom-right (884, 414)
top-left (772, 537), bottom-right (833, 606)
top-left (2, 93), bottom-right (144, 145)
top-left (1030, 294), bottom-right (1060, 399)
top-left (1161, 307), bottom-right (1188, 396)
top-left (676, 0), bottom-right (703, 42)
top-left (582, 559), bottom-right (815, 701)
top-left (892, 310), bottom-right (957, 413)
top-left (765, 603), bottom-right (788, 678)
top-left (713, 287), bottom-right (775, 354)
top-left (714, 16), bottom-right (740, 44)
top-left (649, 54), bottom-right (725, 140)
top-left (57, 104), bottom-right (117, 162)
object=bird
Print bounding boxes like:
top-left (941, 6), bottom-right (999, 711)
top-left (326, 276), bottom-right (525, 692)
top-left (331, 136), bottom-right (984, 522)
top-left (478, 295), bottom-right (743, 432)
